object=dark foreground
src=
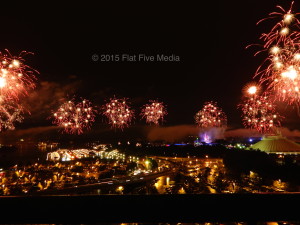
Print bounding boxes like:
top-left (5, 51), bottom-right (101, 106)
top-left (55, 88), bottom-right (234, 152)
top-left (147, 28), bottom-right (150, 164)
top-left (0, 193), bottom-right (299, 223)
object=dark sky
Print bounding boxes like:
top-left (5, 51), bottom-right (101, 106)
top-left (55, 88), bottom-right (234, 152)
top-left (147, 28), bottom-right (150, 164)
top-left (1, 1), bottom-right (300, 142)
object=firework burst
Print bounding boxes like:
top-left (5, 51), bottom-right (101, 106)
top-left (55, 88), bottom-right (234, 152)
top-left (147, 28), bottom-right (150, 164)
top-left (0, 50), bottom-right (38, 100)
top-left (52, 99), bottom-right (97, 134)
top-left (250, 2), bottom-right (300, 106)
top-left (0, 50), bottom-right (38, 132)
top-left (238, 85), bottom-right (283, 133)
top-left (102, 97), bottom-right (134, 129)
top-left (0, 97), bottom-right (24, 132)
top-left (256, 1), bottom-right (300, 49)
top-left (141, 100), bottom-right (167, 125)
top-left (195, 101), bottom-right (227, 129)
top-left (270, 52), bottom-right (300, 105)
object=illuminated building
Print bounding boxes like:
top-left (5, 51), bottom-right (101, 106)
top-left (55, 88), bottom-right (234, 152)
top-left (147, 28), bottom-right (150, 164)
top-left (251, 134), bottom-right (300, 154)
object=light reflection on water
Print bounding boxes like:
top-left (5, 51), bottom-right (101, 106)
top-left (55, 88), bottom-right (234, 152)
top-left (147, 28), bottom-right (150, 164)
top-left (154, 175), bottom-right (182, 194)
top-left (154, 176), bottom-right (169, 194)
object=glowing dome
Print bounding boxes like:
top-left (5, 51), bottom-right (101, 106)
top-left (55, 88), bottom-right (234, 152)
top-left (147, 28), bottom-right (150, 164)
top-left (251, 135), bottom-right (300, 154)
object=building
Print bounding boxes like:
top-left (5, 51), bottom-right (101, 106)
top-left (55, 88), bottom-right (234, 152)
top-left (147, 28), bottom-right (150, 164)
top-left (250, 135), bottom-right (300, 154)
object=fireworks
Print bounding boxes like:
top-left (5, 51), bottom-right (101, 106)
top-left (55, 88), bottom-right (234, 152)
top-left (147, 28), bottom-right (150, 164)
top-left (201, 133), bottom-right (212, 143)
top-left (0, 50), bottom-right (38, 100)
top-left (0, 97), bottom-right (24, 131)
top-left (102, 97), bottom-right (134, 129)
top-left (52, 99), bottom-right (97, 134)
top-left (238, 85), bottom-right (282, 133)
top-left (250, 2), bottom-right (300, 106)
top-left (141, 100), bottom-right (167, 125)
top-left (256, 2), bottom-right (300, 49)
top-left (242, 82), bottom-right (261, 96)
top-left (195, 101), bottom-right (227, 128)
top-left (0, 50), bottom-right (38, 131)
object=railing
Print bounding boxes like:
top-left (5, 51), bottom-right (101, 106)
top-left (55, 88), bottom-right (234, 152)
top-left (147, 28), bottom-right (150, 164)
top-left (0, 193), bottom-right (299, 223)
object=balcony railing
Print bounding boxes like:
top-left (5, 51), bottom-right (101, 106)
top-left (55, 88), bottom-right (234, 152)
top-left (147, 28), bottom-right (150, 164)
top-left (0, 193), bottom-right (299, 223)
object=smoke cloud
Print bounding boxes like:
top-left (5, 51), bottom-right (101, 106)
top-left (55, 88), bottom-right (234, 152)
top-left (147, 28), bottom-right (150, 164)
top-left (146, 125), bottom-right (226, 142)
top-left (23, 80), bottom-right (81, 122)
top-left (0, 126), bottom-right (59, 144)
top-left (146, 125), bottom-right (300, 142)
top-left (147, 125), bottom-right (200, 142)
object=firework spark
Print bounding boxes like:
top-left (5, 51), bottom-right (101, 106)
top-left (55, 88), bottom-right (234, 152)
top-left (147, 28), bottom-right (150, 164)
top-left (242, 82), bottom-right (261, 96)
top-left (141, 100), bottom-right (167, 125)
top-left (0, 50), bottom-right (38, 100)
top-left (102, 97), bottom-right (134, 129)
top-left (52, 99), bottom-right (97, 134)
top-left (195, 101), bottom-right (227, 128)
top-left (238, 85), bottom-right (283, 133)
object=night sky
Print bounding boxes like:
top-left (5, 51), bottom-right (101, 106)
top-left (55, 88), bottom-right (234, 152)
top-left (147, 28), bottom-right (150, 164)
top-left (1, 1), bottom-right (300, 143)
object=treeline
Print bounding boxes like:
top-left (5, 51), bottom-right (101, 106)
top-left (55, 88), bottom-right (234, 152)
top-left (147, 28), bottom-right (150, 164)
top-left (223, 149), bottom-right (300, 187)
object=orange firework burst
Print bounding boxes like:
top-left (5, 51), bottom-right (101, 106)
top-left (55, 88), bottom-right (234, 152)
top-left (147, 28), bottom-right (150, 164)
top-left (102, 97), bottom-right (134, 129)
top-left (0, 49), bottom-right (38, 131)
top-left (270, 52), bottom-right (300, 105)
top-left (195, 101), bottom-right (227, 128)
top-left (0, 50), bottom-right (38, 100)
top-left (249, 2), bottom-right (300, 106)
top-left (238, 85), bottom-right (283, 133)
top-left (52, 99), bottom-right (97, 135)
top-left (141, 100), bottom-right (167, 125)
top-left (256, 1), bottom-right (300, 50)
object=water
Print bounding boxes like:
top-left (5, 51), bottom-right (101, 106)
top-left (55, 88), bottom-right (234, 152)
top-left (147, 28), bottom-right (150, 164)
top-left (0, 143), bottom-right (49, 169)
